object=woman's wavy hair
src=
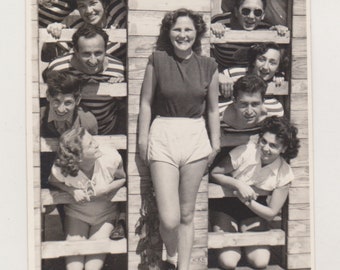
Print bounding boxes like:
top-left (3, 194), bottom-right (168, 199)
top-left (260, 116), bottom-right (300, 161)
top-left (156, 8), bottom-right (207, 54)
top-left (247, 42), bottom-right (289, 79)
top-left (55, 127), bottom-right (86, 177)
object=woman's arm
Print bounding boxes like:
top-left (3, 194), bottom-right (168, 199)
top-left (95, 161), bottom-right (126, 197)
top-left (207, 70), bottom-right (221, 165)
top-left (138, 63), bottom-right (156, 164)
top-left (49, 174), bottom-right (90, 202)
top-left (245, 185), bottom-right (290, 221)
top-left (210, 155), bottom-right (257, 201)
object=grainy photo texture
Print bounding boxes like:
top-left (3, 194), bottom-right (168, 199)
top-left (29, 0), bottom-right (312, 269)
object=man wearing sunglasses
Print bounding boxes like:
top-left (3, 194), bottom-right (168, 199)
top-left (211, 0), bottom-right (288, 95)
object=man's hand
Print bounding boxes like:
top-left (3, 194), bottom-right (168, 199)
top-left (47, 22), bottom-right (66, 39)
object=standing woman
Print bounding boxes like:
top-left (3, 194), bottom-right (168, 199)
top-left (138, 9), bottom-right (220, 270)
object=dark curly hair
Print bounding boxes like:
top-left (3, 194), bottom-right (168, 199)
top-left (260, 116), bottom-right (300, 161)
top-left (233, 74), bottom-right (267, 100)
top-left (72, 23), bottom-right (109, 51)
top-left (247, 42), bottom-right (289, 79)
top-left (43, 70), bottom-right (81, 99)
top-left (156, 8), bottom-right (207, 54)
top-left (235, 0), bottom-right (267, 9)
top-left (55, 127), bottom-right (86, 177)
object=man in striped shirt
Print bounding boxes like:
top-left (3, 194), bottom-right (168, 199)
top-left (44, 23), bottom-right (126, 135)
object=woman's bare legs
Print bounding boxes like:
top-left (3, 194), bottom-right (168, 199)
top-left (64, 216), bottom-right (89, 270)
top-left (210, 211), bottom-right (241, 269)
top-left (177, 158), bottom-right (208, 270)
top-left (241, 217), bottom-right (270, 269)
top-left (150, 161), bottom-right (180, 258)
top-left (84, 221), bottom-right (114, 270)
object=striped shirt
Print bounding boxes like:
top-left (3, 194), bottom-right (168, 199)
top-left (218, 67), bottom-right (284, 120)
top-left (211, 12), bottom-right (270, 70)
top-left (45, 53), bottom-right (126, 135)
top-left (39, 0), bottom-right (127, 61)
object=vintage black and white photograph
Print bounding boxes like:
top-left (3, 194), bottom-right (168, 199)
top-left (27, 0), bottom-right (312, 269)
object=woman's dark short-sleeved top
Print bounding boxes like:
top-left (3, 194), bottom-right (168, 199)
top-left (149, 50), bottom-right (218, 118)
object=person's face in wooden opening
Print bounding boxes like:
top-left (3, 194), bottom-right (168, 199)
top-left (234, 91), bottom-right (263, 125)
top-left (76, 0), bottom-right (106, 27)
top-left (236, 0), bottom-right (265, 31)
top-left (253, 48), bottom-right (281, 81)
top-left (74, 34), bottom-right (106, 74)
top-left (169, 16), bottom-right (197, 57)
top-left (47, 93), bottom-right (80, 121)
top-left (81, 131), bottom-right (101, 161)
top-left (259, 132), bottom-right (287, 166)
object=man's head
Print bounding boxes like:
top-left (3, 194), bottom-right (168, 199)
top-left (72, 23), bottom-right (109, 74)
top-left (233, 74), bottom-right (267, 125)
top-left (45, 70), bottom-right (81, 121)
top-left (235, 0), bottom-right (266, 30)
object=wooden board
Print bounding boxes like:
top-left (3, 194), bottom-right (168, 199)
top-left (40, 187), bottom-right (127, 206)
top-left (39, 82), bottom-right (127, 98)
top-left (42, 238), bottom-right (127, 259)
top-left (40, 135), bottom-right (127, 152)
top-left (208, 229), bottom-right (285, 248)
top-left (211, 30), bottom-right (290, 44)
top-left (128, 0), bottom-right (210, 11)
top-left (39, 28), bottom-right (127, 43)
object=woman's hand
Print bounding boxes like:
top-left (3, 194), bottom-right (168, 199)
top-left (108, 77), bottom-right (124, 84)
top-left (211, 23), bottom-right (227, 38)
top-left (273, 75), bottom-right (284, 87)
top-left (270, 25), bottom-right (289, 37)
top-left (72, 189), bottom-right (90, 203)
top-left (235, 182), bottom-right (257, 202)
top-left (47, 22), bottom-right (66, 39)
top-left (219, 73), bottom-right (234, 98)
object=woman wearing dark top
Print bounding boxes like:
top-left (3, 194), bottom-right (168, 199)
top-left (138, 9), bottom-right (220, 270)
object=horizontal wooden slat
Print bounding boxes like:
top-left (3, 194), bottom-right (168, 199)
top-left (289, 203), bottom-right (310, 221)
top-left (208, 229), bottom-right (285, 248)
top-left (39, 82), bottom-right (127, 98)
top-left (40, 186), bottom-right (127, 206)
top-left (293, 0), bottom-right (307, 16)
top-left (211, 30), bottom-right (290, 44)
top-left (288, 220), bottom-right (310, 237)
top-left (266, 81), bottom-right (289, 95)
top-left (128, 11), bottom-right (210, 36)
top-left (39, 28), bottom-right (127, 43)
top-left (42, 238), bottom-right (127, 259)
top-left (208, 183), bottom-right (271, 199)
top-left (292, 56), bottom-right (308, 80)
top-left (40, 135), bottom-right (127, 152)
top-left (287, 253), bottom-right (311, 269)
top-left (287, 236), bottom-right (311, 254)
top-left (292, 16), bottom-right (307, 38)
top-left (129, 0), bottom-right (210, 11)
top-left (209, 266), bottom-right (284, 270)
top-left (289, 187), bottom-right (310, 204)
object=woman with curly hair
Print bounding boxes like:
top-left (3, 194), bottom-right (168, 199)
top-left (138, 8), bottom-right (220, 270)
top-left (209, 116), bottom-right (300, 269)
top-left (49, 127), bottom-right (126, 270)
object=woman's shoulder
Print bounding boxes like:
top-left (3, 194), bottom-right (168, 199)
top-left (194, 54), bottom-right (218, 71)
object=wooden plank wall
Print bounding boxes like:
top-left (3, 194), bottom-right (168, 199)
top-left (287, 0), bottom-right (312, 269)
top-left (31, 0), bottom-right (41, 270)
top-left (127, 1), bottom-right (211, 269)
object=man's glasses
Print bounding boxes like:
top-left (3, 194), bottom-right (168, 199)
top-left (241, 8), bottom-right (264, 17)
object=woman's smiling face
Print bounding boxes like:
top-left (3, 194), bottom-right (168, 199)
top-left (169, 16), bottom-right (197, 56)
top-left (253, 48), bottom-right (281, 81)
top-left (77, 0), bottom-right (105, 26)
top-left (236, 0), bottom-right (265, 31)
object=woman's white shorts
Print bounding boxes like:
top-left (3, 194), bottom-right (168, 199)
top-left (148, 116), bottom-right (212, 168)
